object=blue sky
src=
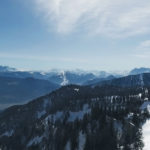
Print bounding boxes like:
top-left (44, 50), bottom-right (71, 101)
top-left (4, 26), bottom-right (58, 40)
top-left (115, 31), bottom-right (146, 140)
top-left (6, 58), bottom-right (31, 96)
top-left (1, 0), bottom-right (150, 71)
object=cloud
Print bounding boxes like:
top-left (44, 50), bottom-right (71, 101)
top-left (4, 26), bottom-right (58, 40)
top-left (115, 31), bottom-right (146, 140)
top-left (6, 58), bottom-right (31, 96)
top-left (33, 0), bottom-right (150, 37)
top-left (134, 53), bottom-right (150, 59)
top-left (136, 40), bottom-right (150, 51)
top-left (134, 40), bottom-right (150, 58)
top-left (139, 40), bottom-right (150, 48)
top-left (0, 52), bottom-right (89, 63)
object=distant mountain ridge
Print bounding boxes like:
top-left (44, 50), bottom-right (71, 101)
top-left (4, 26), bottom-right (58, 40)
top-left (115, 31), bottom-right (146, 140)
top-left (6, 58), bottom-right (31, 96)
top-left (0, 66), bottom-right (119, 109)
top-left (95, 73), bottom-right (150, 87)
top-left (84, 75), bottom-right (115, 85)
top-left (0, 66), bottom-right (116, 86)
top-left (0, 66), bottom-right (16, 72)
top-left (129, 67), bottom-right (150, 75)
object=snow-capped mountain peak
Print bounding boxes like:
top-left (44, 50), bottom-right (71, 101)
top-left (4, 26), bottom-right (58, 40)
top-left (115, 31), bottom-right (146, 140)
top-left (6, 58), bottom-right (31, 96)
top-left (60, 71), bottom-right (69, 86)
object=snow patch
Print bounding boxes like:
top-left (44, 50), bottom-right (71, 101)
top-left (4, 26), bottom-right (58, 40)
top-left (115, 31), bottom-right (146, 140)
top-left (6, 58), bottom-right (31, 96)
top-left (65, 140), bottom-right (71, 150)
top-left (45, 111), bottom-right (63, 123)
top-left (129, 122), bottom-right (135, 126)
top-left (143, 120), bottom-right (150, 150)
top-left (145, 89), bottom-right (149, 95)
top-left (127, 112), bottom-right (134, 119)
top-left (78, 132), bottom-right (86, 150)
top-left (40, 72), bottom-right (47, 75)
top-left (140, 101), bottom-right (150, 113)
top-left (64, 132), bottom-right (85, 150)
top-left (139, 74), bottom-right (144, 86)
top-left (74, 88), bottom-right (79, 92)
top-left (114, 121), bottom-right (122, 140)
top-left (37, 110), bottom-right (46, 119)
top-left (0, 130), bottom-right (14, 137)
top-left (27, 136), bottom-right (43, 147)
top-left (138, 93), bottom-right (142, 98)
top-left (68, 104), bottom-right (91, 122)
top-left (144, 98), bottom-right (149, 101)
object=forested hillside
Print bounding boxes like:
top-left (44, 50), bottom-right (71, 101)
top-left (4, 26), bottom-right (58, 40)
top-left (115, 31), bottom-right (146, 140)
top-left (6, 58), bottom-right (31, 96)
top-left (0, 85), bottom-right (149, 150)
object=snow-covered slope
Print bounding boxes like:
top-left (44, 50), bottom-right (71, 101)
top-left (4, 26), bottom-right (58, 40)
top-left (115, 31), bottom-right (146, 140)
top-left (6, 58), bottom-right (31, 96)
top-left (143, 120), bottom-right (150, 150)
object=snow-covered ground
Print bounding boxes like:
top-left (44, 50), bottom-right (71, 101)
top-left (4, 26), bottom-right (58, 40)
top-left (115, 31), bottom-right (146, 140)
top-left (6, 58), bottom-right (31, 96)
top-left (143, 120), bottom-right (150, 150)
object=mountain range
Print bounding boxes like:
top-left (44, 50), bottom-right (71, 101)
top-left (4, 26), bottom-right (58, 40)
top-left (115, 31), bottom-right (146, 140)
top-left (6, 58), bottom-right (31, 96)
top-left (0, 66), bottom-right (110, 109)
top-left (0, 68), bottom-right (112, 86)
top-left (0, 66), bottom-right (150, 149)
top-left (1, 65), bottom-right (150, 110)
top-left (94, 73), bottom-right (150, 87)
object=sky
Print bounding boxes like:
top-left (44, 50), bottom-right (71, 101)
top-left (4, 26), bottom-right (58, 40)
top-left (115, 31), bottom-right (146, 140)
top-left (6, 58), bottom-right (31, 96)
top-left (0, 0), bottom-right (150, 71)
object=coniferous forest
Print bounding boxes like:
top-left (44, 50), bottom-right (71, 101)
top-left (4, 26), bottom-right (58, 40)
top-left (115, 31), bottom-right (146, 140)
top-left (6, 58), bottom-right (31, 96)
top-left (0, 85), bottom-right (150, 150)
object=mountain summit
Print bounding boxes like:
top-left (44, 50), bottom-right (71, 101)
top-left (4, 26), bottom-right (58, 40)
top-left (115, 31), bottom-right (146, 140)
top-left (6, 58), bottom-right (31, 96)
top-left (0, 66), bottom-right (16, 72)
top-left (129, 67), bottom-right (150, 75)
